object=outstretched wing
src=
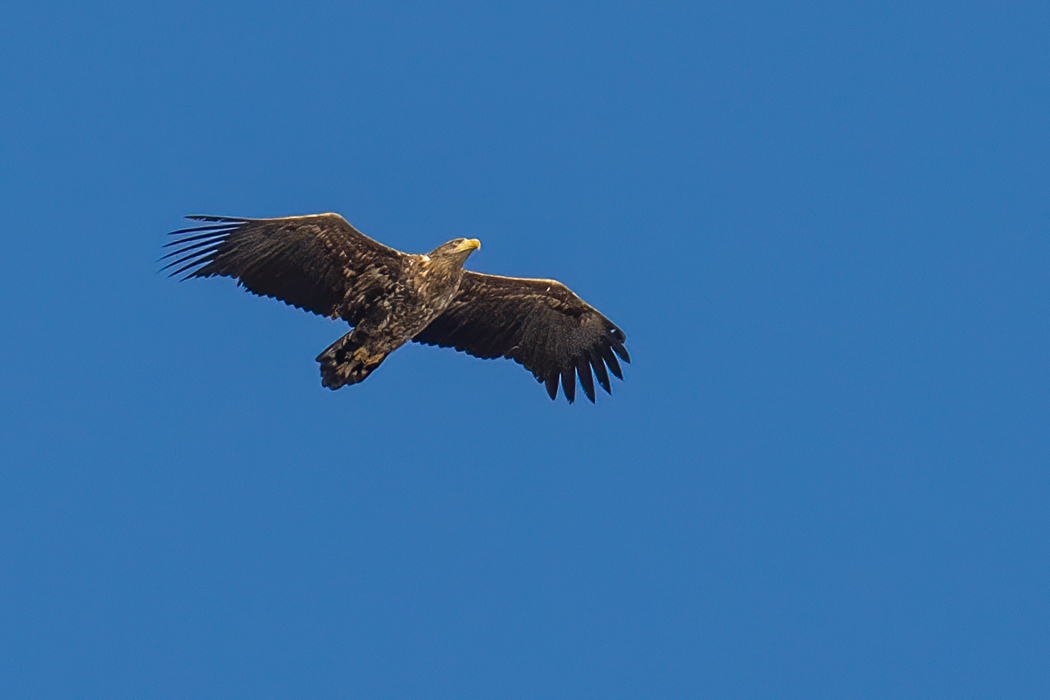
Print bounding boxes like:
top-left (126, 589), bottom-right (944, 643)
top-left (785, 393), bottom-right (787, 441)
top-left (413, 271), bottom-right (629, 403)
top-left (162, 213), bottom-right (406, 324)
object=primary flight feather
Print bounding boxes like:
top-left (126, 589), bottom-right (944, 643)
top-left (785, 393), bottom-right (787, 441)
top-left (163, 213), bottom-right (629, 402)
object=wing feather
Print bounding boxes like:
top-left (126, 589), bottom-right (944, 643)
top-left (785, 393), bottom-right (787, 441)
top-left (413, 271), bottom-right (629, 403)
top-left (576, 355), bottom-right (595, 403)
top-left (599, 339), bottom-right (624, 380)
top-left (590, 349), bottom-right (611, 394)
top-left (163, 214), bottom-right (405, 323)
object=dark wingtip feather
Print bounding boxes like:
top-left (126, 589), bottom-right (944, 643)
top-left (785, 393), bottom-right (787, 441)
top-left (600, 342), bottom-right (623, 380)
top-left (167, 223), bottom-right (241, 236)
top-left (163, 231), bottom-right (226, 248)
top-left (561, 365), bottom-right (576, 403)
top-left (545, 373), bottom-right (559, 401)
top-left (185, 215), bottom-right (252, 223)
top-left (576, 356), bottom-right (595, 403)
top-left (160, 243), bottom-right (221, 274)
top-left (590, 352), bottom-right (611, 394)
top-left (611, 340), bottom-right (631, 364)
top-left (168, 255), bottom-right (217, 279)
top-left (159, 236), bottom-right (222, 261)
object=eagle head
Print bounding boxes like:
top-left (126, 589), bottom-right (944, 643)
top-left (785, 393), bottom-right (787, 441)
top-left (429, 238), bottom-right (481, 264)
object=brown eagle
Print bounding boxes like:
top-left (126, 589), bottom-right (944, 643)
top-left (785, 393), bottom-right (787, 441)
top-left (163, 213), bottom-right (629, 402)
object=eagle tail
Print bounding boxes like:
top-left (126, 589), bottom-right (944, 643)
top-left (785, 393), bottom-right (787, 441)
top-left (316, 331), bottom-right (391, 390)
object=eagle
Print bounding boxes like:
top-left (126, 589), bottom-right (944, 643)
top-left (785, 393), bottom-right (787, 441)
top-left (163, 213), bottom-right (629, 402)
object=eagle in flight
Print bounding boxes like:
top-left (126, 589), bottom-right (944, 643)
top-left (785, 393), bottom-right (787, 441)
top-left (163, 213), bottom-right (629, 402)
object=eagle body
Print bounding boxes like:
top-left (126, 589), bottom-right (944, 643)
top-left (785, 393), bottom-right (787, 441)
top-left (164, 213), bottom-right (629, 402)
top-left (316, 239), bottom-right (478, 388)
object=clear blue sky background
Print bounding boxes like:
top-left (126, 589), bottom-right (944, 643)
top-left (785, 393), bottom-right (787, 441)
top-left (2, 1), bottom-right (1047, 697)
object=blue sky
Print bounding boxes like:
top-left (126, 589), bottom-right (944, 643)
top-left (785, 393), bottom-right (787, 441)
top-left (2, 1), bottom-right (1048, 697)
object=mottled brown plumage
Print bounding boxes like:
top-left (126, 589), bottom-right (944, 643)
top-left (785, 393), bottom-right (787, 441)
top-left (163, 213), bottom-right (629, 402)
